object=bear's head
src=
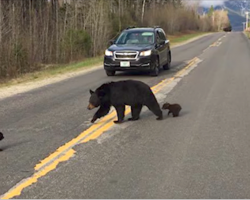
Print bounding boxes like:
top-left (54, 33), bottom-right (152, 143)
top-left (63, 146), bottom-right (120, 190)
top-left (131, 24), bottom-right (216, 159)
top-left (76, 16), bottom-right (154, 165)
top-left (0, 132), bottom-right (4, 141)
top-left (87, 89), bottom-right (106, 110)
top-left (162, 103), bottom-right (170, 110)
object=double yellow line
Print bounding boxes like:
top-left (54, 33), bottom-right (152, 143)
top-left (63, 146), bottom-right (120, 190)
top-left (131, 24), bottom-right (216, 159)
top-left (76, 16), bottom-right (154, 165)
top-left (210, 35), bottom-right (226, 47)
top-left (0, 57), bottom-right (199, 199)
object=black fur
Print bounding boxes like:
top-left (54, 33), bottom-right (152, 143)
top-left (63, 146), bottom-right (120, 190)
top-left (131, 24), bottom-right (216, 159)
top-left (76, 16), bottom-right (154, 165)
top-left (162, 102), bottom-right (182, 117)
top-left (88, 80), bottom-right (163, 124)
top-left (91, 103), bottom-right (111, 123)
top-left (0, 132), bottom-right (4, 151)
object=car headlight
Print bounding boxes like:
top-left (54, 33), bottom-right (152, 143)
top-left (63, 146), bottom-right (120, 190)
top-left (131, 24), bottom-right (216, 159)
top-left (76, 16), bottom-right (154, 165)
top-left (105, 50), bottom-right (113, 56)
top-left (140, 50), bottom-right (152, 56)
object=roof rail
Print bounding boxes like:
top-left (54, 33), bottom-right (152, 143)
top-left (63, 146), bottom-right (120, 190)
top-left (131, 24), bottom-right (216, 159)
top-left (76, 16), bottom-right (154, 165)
top-left (153, 26), bottom-right (160, 29)
top-left (126, 26), bottom-right (136, 30)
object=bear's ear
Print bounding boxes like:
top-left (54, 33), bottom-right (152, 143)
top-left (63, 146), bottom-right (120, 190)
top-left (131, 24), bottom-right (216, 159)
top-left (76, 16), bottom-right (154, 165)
top-left (89, 90), bottom-right (94, 95)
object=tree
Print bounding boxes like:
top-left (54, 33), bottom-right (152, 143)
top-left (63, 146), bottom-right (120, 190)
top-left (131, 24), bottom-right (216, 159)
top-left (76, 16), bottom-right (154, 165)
top-left (0, 0), bottom-right (220, 80)
top-left (208, 5), bottom-right (214, 17)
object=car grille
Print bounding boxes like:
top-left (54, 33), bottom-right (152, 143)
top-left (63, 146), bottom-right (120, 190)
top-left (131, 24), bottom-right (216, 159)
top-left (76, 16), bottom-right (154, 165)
top-left (114, 51), bottom-right (139, 60)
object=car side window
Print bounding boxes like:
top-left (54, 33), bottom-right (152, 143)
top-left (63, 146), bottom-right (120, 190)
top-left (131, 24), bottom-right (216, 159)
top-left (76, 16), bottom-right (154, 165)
top-left (156, 31), bottom-right (161, 43)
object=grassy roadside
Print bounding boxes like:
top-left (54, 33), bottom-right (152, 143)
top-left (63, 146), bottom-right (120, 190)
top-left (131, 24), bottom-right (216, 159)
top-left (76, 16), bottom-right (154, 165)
top-left (245, 31), bottom-right (250, 39)
top-left (168, 32), bottom-right (209, 44)
top-left (0, 31), bottom-right (209, 88)
top-left (0, 56), bottom-right (103, 88)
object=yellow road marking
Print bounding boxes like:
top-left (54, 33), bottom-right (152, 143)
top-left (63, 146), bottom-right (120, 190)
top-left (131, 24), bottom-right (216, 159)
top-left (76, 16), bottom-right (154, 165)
top-left (153, 58), bottom-right (198, 93)
top-left (81, 107), bottom-right (132, 144)
top-left (210, 35), bottom-right (225, 47)
top-left (1, 149), bottom-right (75, 200)
top-left (35, 110), bottom-right (118, 171)
top-left (0, 56), bottom-right (200, 199)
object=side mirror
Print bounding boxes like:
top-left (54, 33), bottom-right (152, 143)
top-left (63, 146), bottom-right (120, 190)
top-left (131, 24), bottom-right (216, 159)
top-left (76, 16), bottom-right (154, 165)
top-left (109, 40), bottom-right (115, 45)
top-left (159, 40), bottom-right (165, 45)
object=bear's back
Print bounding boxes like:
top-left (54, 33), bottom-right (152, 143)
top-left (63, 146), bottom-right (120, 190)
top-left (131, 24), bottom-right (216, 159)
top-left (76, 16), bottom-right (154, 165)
top-left (107, 80), bottom-right (153, 105)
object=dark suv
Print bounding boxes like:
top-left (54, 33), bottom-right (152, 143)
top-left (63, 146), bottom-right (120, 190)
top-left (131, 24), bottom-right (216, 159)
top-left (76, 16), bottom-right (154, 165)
top-left (104, 26), bottom-right (172, 76)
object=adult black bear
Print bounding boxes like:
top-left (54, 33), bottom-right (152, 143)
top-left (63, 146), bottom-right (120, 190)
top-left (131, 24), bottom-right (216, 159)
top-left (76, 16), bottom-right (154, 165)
top-left (88, 80), bottom-right (163, 124)
top-left (0, 132), bottom-right (4, 151)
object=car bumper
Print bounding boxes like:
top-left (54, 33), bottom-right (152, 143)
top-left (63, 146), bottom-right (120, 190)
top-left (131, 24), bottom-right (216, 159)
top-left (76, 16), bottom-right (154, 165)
top-left (104, 56), bottom-right (153, 71)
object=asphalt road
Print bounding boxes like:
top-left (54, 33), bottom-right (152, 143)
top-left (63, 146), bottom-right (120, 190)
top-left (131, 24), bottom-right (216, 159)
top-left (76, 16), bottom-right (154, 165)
top-left (2, 32), bottom-right (250, 198)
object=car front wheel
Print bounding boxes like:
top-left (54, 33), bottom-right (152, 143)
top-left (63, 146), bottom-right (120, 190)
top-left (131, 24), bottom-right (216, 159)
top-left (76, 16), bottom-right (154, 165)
top-left (150, 58), bottom-right (159, 77)
top-left (163, 52), bottom-right (171, 70)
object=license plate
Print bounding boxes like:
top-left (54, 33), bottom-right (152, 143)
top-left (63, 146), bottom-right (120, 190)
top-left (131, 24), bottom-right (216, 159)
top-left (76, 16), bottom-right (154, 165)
top-left (120, 61), bottom-right (130, 67)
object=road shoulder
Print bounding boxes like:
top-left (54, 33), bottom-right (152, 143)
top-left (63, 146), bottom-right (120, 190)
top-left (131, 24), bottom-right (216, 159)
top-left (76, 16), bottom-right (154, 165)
top-left (0, 33), bottom-right (213, 101)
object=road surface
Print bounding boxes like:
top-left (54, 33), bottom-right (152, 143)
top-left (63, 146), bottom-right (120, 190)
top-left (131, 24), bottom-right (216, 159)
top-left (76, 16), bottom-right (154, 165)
top-left (1, 32), bottom-right (250, 198)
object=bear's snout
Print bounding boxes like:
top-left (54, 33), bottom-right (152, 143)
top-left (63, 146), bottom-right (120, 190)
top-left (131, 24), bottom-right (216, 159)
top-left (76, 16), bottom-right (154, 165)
top-left (87, 103), bottom-right (95, 110)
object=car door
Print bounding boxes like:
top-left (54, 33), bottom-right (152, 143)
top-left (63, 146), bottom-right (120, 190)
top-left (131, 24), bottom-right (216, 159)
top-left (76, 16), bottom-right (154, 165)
top-left (158, 29), bottom-right (169, 65)
top-left (155, 30), bottom-right (165, 66)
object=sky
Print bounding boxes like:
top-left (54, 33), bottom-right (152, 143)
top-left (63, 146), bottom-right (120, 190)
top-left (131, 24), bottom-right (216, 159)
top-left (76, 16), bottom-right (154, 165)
top-left (200, 0), bottom-right (226, 7)
top-left (185, 0), bottom-right (227, 8)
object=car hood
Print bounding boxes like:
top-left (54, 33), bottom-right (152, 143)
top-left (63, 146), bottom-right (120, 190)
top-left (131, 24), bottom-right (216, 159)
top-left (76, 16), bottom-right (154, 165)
top-left (108, 44), bottom-right (153, 52)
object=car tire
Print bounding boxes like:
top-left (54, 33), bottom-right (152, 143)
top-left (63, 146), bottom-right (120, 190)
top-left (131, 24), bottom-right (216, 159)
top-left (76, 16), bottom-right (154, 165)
top-left (106, 70), bottom-right (116, 76)
top-left (163, 52), bottom-right (171, 70)
top-left (150, 58), bottom-right (159, 77)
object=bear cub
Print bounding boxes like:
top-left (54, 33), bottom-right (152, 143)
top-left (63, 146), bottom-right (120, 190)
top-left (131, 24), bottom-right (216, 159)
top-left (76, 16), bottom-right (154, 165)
top-left (0, 132), bottom-right (4, 151)
top-left (88, 80), bottom-right (163, 124)
top-left (162, 102), bottom-right (182, 117)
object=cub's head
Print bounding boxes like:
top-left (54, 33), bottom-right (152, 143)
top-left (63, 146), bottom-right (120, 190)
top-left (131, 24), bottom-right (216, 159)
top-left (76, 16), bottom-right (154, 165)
top-left (87, 89), bottom-right (106, 110)
top-left (0, 132), bottom-right (4, 141)
top-left (162, 103), bottom-right (170, 110)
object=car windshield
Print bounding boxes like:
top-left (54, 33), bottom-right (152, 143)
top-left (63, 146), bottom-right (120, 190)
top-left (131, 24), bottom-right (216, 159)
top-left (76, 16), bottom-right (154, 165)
top-left (115, 31), bottom-right (155, 45)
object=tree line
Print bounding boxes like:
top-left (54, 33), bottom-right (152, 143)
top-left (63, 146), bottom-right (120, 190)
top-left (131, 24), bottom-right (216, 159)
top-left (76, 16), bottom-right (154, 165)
top-left (0, 0), bottom-right (230, 80)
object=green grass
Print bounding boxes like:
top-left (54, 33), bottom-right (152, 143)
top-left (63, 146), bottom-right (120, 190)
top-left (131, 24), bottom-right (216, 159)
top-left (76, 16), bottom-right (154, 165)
top-left (0, 56), bottom-right (103, 87)
top-left (46, 56), bottom-right (103, 75)
top-left (0, 32), bottom-right (210, 87)
top-left (168, 32), bottom-right (210, 44)
top-left (246, 32), bottom-right (250, 39)
top-left (243, 31), bottom-right (250, 39)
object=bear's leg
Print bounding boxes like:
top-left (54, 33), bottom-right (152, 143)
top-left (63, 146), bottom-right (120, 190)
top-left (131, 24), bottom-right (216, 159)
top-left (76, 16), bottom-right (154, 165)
top-left (146, 103), bottom-right (163, 120)
top-left (173, 112), bottom-right (179, 117)
top-left (91, 105), bottom-right (111, 123)
top-left (168, 111), bottom-right (171, 116)
top-left (114, 105), bottom-right (125, 124)
top-left (128, 104), bottom-right (142, 121)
